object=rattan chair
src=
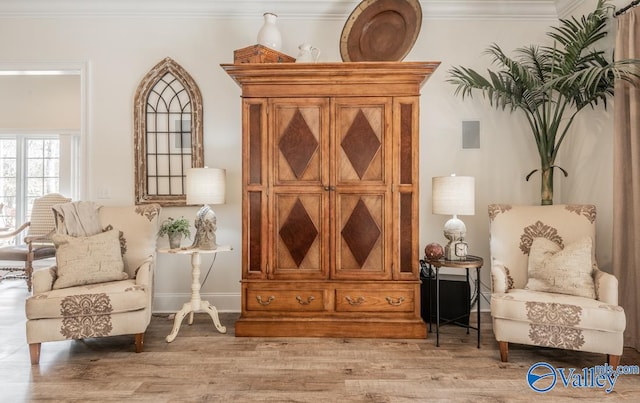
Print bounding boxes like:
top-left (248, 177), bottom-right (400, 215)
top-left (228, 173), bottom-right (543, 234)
top-left (0, 193), bottom-right (71, 291)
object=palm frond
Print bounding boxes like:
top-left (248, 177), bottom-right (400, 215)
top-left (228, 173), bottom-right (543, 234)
top-left (542, 0), bottom-right (609, 77)
top-left (514, 45), bottom-right (550, 82)
top-left (447, 65), bottom-right (524, 112)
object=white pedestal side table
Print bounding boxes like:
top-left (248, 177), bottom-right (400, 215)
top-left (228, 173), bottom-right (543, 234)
top-left (158, 245), bottom-right (233, 342)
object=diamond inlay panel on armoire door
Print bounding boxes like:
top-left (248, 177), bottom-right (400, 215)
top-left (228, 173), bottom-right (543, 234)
top-left (341, 198), bottom-right (381, 268)
top-left (278, 198), bottom-right (319, 267)
top-left (278, 109), bottom-right (319, 179)
top-left (340, 109), bottom-right (381, 179)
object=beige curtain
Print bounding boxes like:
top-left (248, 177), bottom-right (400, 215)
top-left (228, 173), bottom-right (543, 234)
top-left (613, 7), bottom-right (640, 352)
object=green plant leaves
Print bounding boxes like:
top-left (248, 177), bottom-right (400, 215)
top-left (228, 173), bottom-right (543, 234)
top-left (446, 0), bottom-right (640, 203)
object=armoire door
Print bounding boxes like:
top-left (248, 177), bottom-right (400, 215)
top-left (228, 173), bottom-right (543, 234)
top-left (269, 99), bottom-right (330, 280)
top-left (331, 97), bottom-right (393, 280)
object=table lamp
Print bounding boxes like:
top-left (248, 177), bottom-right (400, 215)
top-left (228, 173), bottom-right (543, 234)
top-left (432, 174), bottom-right (475, 260)
top-left (186, 167), bottom-right (226, 250)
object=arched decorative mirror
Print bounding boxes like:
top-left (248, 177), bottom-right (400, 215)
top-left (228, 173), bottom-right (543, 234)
top-left (134, 57), bottom-right (204, 206)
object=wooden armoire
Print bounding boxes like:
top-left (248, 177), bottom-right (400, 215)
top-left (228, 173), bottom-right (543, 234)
top-left (222, 62), bottom-right (439, 338)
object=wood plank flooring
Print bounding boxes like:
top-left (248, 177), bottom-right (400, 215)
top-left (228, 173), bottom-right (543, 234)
top-left (1, 279), bottom-right (639, 402)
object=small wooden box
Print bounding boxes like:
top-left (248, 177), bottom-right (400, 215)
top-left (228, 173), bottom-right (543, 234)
top-left (234, 44), bottom-right (295, 64)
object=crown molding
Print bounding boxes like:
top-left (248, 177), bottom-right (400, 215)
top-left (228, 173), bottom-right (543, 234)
top-left (0, 0), bottom-right (561, 20)
top-left (422, 1), bottom-right (558, 20)
top-left (554, 0), bottom-right (587, 18)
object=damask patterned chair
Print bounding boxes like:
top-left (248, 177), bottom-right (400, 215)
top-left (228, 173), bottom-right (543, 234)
top-left (24, 204), bottom-right (161, 365)
top-left (488, 204), bottom-right (625, 367)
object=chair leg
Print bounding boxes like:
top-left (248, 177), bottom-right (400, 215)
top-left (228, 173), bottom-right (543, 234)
top-left (608, 354), bottom-right (621, 369)
top-left (29, 343), bottom-right (41, 365)
top-left (26, 246), bottom-right (34, 292)
top-left (498, 341), bottom-right (509, 362)
top-left (135, 333), bottom-right (144, 353)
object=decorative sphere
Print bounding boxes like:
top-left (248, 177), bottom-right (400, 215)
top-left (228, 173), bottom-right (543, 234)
top-left (424, 242), bottom-right (444, 259)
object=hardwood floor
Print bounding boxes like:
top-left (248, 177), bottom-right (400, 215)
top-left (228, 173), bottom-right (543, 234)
top-left (1, 279), bottom-right (639, 402)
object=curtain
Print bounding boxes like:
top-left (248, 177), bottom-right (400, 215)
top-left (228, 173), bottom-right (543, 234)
top-left (613, 7), bottom-right (640, 352)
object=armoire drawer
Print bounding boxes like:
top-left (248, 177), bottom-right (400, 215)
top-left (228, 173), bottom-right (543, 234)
top-left (335, 288), bottom-right (415, 313)
top-left (246, 288), bottom-right (327, 312)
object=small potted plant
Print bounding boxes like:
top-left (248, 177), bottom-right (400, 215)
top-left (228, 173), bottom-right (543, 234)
top-left (158, 216), bottom-right (191, 249)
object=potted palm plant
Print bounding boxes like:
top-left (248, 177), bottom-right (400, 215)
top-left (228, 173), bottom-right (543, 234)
top-left (447, 0), bottom-right (640, 205)
top-left (158, 217), bottom-right (191, 249)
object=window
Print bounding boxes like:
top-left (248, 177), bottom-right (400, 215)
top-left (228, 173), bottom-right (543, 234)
top-left (134, 57), bottom-right (203, 206)
top-left (0, 134), bottom-right (78, 233)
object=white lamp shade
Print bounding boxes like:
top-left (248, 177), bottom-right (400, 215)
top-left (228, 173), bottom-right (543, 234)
top-left (432, 175), bottom-right (475, 216)
top-left (186, 168), bottom-right (226, 205)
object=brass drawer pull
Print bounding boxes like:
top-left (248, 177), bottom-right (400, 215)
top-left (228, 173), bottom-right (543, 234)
top-left (386, 296), bottom-right (405, 306)
top-left (296, 295), bottom-right (315, 305)
top-left (256, 295), bottom-right (275, 306)
top-left (345, 296), bottom-right (365, 305)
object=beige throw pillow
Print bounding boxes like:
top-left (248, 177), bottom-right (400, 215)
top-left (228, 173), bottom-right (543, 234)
top-left (52, 229), bottom-right (128, 289)
top-left (525, 236), bottom-right (596, 299)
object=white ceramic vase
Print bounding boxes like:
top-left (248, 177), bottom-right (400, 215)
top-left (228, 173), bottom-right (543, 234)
top-left (257, 12), bottom-right (282, 50)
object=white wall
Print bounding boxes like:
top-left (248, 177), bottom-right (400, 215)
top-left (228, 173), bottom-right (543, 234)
top-left (0, 75), bottom-right (80, 130)
top-left (0, 2), bottom-right (618, 312)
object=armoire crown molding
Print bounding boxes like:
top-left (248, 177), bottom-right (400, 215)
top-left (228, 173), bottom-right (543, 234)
top-left (0, 0), bottom-right (574, 20)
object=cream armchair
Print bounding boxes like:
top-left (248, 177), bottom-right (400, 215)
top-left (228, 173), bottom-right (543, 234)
top-left (25, 204), bottom-right (161, 365)
top-left (488, 204), bottom-right (625, 367)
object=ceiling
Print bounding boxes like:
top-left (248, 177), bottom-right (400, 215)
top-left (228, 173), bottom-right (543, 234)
top-left (0, 0), bottom-right (586, 20)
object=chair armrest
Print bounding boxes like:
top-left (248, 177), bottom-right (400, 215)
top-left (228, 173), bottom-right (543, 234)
top-left (32, 266), bottom-right (57, 295)
top-left (135, 256), bottom-right (154, 286)
top-left (0, 222), bottom-right (30, 239)
top-left (24, 229), bottom-right (55, 244)
top-left (491, 259), bottom-right (510, 294)
top-left (594, 267), bottom-right (618, 305)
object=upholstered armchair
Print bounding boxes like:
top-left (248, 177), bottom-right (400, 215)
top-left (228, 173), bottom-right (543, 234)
top-left (488, 204), bottom-right (625, 367)
top-left (25, 204), bottom-right (161, 365)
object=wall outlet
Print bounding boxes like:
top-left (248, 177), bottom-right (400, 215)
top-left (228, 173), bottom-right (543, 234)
top-left (97, 185), bottom-right (111, 199)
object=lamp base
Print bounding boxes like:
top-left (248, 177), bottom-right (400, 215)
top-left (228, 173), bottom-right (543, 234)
top-left (191, 204), bottom-right (219, 250)
top-left (444, 240), bottom-right (468, 261)
top-left (443, 215), bottom-right (468, 260)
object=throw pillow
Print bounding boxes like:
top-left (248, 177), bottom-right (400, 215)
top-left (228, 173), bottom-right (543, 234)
top-left (103, 224), bottom-right (130, 275)
top-left (103, 224), bottom-right (128, 256)
top-left (525, 236), bottom-right (596, 299)
top-left (52, 229), bottom-right (128, 290)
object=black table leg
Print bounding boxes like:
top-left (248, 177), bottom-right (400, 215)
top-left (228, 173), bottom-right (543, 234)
top-left (436, 267), bottom-right (440, 347)
top-left (466, 268), bottom-right (470, 335)
top-left (427, 263), bottom-right (432, 334)
top-left (476, 266), bottom-right (481, 348)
